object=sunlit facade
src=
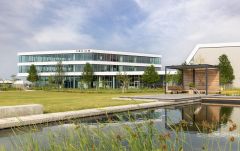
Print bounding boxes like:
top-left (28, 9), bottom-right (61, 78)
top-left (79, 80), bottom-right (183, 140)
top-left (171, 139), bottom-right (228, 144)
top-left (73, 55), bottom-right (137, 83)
top-left (17, 49), bottom-right (162, 88)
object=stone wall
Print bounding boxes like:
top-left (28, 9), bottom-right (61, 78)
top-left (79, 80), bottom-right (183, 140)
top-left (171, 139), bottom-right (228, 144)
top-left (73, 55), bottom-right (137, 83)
top-left (0, 104), bottom-right (43, 118)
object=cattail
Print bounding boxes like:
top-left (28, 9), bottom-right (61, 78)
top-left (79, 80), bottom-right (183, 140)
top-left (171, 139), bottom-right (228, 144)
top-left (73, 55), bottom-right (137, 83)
top-left (229, 136), bottom-right (235, 142)
top-left (116, 134), bottom-right (122, 141)
top-left (164, 133), bottom-right (171, 139)
top-left (149, 120), bottom-right (154, 125)
top-left (232, 123), bottom-right (237, 129)
top-left (161, 144), bottom-right (167, 151)
top-left (229, 126), bottom-right (234, 132)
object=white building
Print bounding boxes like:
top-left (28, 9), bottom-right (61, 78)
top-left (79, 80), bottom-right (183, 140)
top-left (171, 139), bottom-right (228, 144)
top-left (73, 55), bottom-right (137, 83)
top-left (186, 42), bottom-right (240, 87)
top-left (17, 49), bottom-right (163, 88)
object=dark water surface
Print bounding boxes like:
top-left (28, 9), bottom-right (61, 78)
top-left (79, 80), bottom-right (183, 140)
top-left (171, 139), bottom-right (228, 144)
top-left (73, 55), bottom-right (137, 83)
top-left (0, 102), bottom-right (240, 150)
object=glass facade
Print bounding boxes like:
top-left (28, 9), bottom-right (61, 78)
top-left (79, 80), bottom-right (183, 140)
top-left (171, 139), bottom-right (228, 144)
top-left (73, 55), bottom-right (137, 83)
top-left (18, 51), bottom-right (162, 89)
top-left (19, 53), bottom-right (161, 64)
top-left (19, 65), bottom-right (161, 73)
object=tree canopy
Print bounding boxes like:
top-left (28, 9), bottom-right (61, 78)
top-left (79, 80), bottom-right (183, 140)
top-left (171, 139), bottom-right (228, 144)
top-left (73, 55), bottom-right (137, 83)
top-left (142, 65), bottom-right (160, 86)
top-left (27, 64), bottom-right (39, 83)
top-left (218, 54), bottom-right (235, 85)
top-left (55, 61), bottom-right (65, 89)
top-left (82, 63), bottom-right (94, 88)
top-left (166, 70), bottom-right (182, 85)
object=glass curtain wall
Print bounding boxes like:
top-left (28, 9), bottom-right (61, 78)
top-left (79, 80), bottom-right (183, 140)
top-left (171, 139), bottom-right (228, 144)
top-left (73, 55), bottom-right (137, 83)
top-left (19, 53), bottom-right (161, 64)
top-left (19, 65), bottom-right (161, 73)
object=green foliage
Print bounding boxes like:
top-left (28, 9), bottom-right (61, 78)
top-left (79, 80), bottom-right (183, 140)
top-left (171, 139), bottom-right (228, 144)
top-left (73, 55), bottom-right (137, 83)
top-left (166, 70), bottom-right (182, 85)
top-left (142, 65), bottom-right (160, 86)
top-left (3, 119), bottom-right (184, 151)
top-left (218, 54), bottom-right (235, 85)
top-left (27, 64), bottom-right (39, 83)
top-left (82, 63), bottom-right (94, 88)
top-left (47, 76), bottom-right (56, 89)
top-left (220, 107), bottom-right (233, 124)
top-left (116, 72), bottom-right (130, 93)
top-left (55, 61), bottom-right (65, 89)
top-left (188, 82), bottom-right (195, 88)
top-left (2, 112), bottom-right (238, 151)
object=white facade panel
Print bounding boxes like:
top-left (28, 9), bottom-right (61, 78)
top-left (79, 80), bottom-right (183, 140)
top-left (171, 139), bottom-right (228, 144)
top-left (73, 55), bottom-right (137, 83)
top-left (17, 71), bottom-right (174, 77)
top-left (18, 49), bottom-right (162, 58)
top-left (18, 61), bottom-right (162, 67)
top-left (186, 42), bottom-right (240, 87)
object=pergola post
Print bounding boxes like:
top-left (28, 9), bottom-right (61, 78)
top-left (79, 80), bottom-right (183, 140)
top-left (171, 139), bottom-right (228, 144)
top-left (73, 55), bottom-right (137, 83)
top-left (181, 69), bottom-right (184, 88)
top-left (205, 65), bottom-right (208, 95)
top-left (193, 69), bottom-right (195, 85)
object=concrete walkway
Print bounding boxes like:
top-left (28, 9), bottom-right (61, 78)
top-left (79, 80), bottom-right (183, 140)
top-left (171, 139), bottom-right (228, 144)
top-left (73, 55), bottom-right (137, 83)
top-left (0, 100), bottom-right (199, 130)
top-left (119, 94), bottom-right (209, 102)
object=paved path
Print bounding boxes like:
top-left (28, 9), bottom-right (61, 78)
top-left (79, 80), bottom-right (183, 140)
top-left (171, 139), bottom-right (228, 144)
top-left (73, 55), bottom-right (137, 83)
top-left (120, 94), bottom-right (209, 102)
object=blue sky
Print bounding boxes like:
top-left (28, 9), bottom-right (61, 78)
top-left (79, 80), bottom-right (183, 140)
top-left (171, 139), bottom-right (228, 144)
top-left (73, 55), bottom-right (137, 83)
top-left (0, 0), bottom-right (240, 78)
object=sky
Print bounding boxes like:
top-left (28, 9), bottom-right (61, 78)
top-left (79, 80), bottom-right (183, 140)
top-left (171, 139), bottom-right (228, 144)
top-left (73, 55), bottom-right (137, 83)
top-left (1, 0), bottom-right (240, 79)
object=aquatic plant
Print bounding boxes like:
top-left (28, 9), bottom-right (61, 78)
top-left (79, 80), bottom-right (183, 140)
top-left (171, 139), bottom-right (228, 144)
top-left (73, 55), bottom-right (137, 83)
top-left (1, 109), bottom-right (240, 151)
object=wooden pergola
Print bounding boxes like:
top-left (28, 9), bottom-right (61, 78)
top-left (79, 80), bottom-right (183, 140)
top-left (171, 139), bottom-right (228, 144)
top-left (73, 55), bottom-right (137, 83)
top-left (165, 64), bottom-right (220, 95)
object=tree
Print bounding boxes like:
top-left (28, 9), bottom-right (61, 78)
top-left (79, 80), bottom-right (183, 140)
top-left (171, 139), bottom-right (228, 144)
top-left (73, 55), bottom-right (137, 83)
top-left (82, 63), bottom-right (94, 88)
top-left (27, 64), bottom-right (39, 86)
top-left (166, 70), bottom-right (182, 86)
top-left (218, 54), bottom-right (235, 87)
top-left (48, 76), bottom-right (55, 89)
top-left (117, 72), bottom-right (130, 93)
top-left (142, 65), bottom-right (160, 87)
top-left (55, 61), bottom-right (65, 90)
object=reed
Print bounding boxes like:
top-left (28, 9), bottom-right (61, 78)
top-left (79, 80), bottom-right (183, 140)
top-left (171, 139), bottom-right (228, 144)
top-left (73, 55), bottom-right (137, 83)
top-left (1, 110), bottom-right (239, 151)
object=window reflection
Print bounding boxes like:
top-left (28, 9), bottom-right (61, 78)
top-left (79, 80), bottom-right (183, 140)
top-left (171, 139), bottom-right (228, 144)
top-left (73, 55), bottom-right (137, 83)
top-left (19, 53), bottom-right (161, 64)
top-left (19, 65), bottom-right (161, 73)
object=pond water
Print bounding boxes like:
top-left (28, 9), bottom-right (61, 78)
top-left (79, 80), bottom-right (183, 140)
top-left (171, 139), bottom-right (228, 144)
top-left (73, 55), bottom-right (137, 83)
top-left (0, 102), bottom-right (240, 150)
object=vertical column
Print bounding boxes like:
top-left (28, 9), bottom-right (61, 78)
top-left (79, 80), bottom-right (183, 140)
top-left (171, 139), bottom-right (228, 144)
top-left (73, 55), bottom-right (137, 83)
top-left (165, 67), bottom-right (167, 94)
top-left (181, 69), bottom-right (184, 88)
top-left (113, 76), bottom-right (115, 89)
top-left (73, 77), bottom-right (76, 88)
top-left (73, 53), bottom-right (76, 89)
top-left (205, 65), bottom-right (208, 95)
top-left (73, 53), bottom-right (76, 61)
top-left (193, 69), bottom-right (195, 85)
top-left (98, 76), bottom-right (102, 88)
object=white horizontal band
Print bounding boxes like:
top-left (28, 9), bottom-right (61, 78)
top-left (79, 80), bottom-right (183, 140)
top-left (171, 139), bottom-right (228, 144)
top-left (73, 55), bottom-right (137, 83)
top-left (17, 61), bottom-right (162, 67)
top-left (18, 49), bottom-right (162, 58)
top-left (17, 71), bottom-right (175, 77)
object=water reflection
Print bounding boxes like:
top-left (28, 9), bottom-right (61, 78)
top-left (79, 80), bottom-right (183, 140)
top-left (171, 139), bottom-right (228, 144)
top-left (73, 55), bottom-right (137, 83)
top-left (0, 103), bottom-right (239, 150)
top-left (165, 104), bottom-right (234, 133)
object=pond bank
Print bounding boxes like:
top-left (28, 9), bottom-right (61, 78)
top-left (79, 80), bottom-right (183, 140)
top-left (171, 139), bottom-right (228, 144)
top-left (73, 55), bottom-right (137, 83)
top-left (0, 99), bottom-right (200, 130)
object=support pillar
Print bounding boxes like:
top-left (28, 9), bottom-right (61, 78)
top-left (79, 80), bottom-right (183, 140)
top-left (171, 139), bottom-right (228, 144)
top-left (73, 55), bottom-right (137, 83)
top-left (193, 69), bottom-right (195, 85)
top-left (165, 67), bottom-right (167, 94)
top-left (73, 77), bottom-right (76, 88)
top-left (205, 65), bottom-right (208, 95)
top-left (181, 69), bottom-right (184, 88)
top-left (113, 76), bottom-right (115, 89)
top-left (98, 76), bottom-right (102, 88)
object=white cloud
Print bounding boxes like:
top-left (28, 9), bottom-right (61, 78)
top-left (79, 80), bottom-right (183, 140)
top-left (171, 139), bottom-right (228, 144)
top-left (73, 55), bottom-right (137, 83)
top-left (29, 26), bottom-right (94, 48)
top-left (131, 0), bottom-right (240, 65)
top-left (1, 0), bottom-right (240, 78)
top-left (24, 1), bottom-right (95, 49)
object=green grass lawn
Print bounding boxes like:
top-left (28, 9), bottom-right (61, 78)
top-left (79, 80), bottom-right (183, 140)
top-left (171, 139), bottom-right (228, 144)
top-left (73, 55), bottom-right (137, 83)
top-left (0, 90), bottom-right (161, 113)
